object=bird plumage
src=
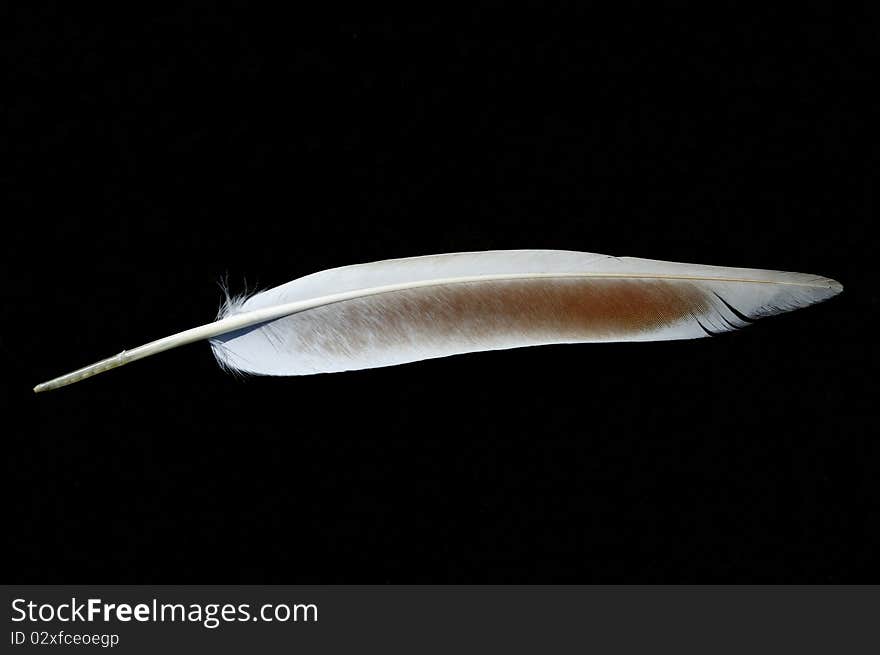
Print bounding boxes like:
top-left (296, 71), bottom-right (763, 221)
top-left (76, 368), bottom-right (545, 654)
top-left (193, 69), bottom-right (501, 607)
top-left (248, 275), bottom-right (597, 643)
top-left (33, 250), bottom-right (842, 392)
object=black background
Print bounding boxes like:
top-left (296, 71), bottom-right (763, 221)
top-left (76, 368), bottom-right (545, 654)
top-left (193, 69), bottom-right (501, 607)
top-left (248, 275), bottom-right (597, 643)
top-left (4, 5), bottom-right (876, 582)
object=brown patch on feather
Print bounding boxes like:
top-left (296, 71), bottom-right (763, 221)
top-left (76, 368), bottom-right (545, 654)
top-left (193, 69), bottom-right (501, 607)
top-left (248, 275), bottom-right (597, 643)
top-left (297, 278), bottom-right (707, 353)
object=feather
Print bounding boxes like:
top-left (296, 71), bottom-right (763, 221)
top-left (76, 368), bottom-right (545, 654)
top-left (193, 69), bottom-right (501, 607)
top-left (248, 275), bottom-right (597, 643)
top-left (33, 250), bottom-right (842, 392)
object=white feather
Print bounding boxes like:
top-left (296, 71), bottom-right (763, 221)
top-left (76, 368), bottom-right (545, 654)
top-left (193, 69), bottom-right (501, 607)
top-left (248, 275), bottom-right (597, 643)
top-left (33, 250), bottom-right (842, 392)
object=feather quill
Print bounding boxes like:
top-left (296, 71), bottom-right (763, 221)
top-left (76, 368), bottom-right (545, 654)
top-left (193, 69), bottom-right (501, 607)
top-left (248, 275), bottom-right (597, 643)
top-left (33, 250), bottom-right (842, 392)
